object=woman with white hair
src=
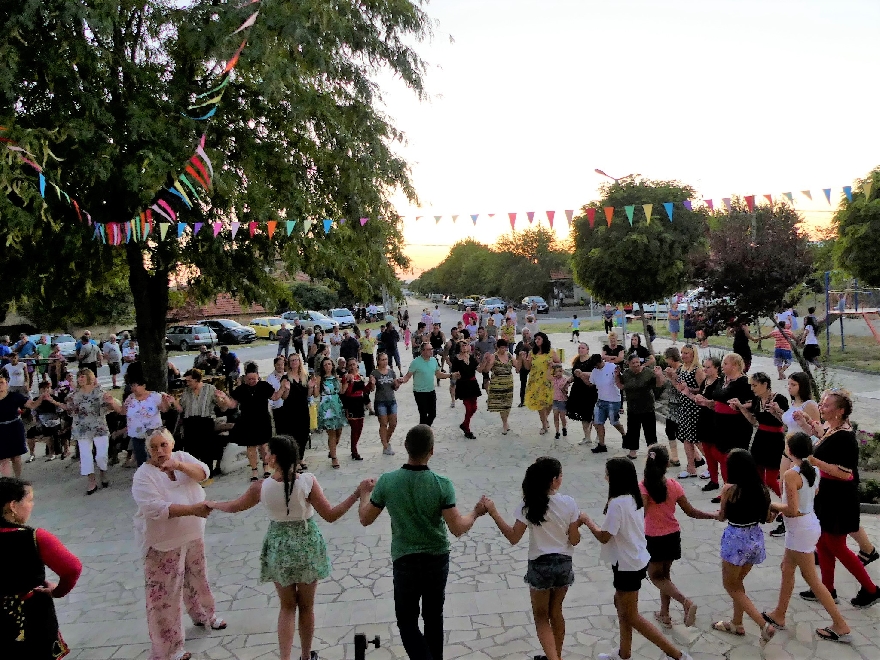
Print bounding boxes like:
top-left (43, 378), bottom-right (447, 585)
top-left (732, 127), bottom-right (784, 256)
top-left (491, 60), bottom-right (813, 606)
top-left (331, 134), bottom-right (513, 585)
top-left (132, 428), bottom-right (225, 660)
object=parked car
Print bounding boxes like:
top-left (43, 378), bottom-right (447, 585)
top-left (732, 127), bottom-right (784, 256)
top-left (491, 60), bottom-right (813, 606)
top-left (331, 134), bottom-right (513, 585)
top-left (429, 293), bottom-right (444, 303)
top-left (479, 297), bottom-right (506, 314)
top-left (51, 334), bottom-right (78, 360)
top-left (444, 295), bottom-right (458, 305)
top-left (328, 308), bottom-right (356, 329)
top-left (196, 319), bottom-right (257, 344)
top-left (457, 298), bottom-right (477, 311)
top-left (249, 317), bottom-right (286, 340)
top-left (632, 302), bottom-right (670, 320)
top-left (165, 325), bottom-right (217, 351)
top-left (281, 310), bottom-right (338, 332)
top-left (521, 296), bottom-right (550, 314)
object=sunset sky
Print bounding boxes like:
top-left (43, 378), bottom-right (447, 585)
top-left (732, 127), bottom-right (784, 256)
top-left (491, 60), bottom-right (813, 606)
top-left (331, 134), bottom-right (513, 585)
top-left (376, 0), bottom-right (880, 276)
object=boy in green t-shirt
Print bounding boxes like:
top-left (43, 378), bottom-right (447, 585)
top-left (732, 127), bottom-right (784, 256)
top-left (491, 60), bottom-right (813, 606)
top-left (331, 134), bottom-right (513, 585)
top-left (359, 425), bottom-right (485, 660)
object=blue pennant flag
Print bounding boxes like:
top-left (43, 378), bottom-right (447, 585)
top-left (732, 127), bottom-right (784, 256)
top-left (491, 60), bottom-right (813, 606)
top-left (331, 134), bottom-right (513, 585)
top-left (39, 174), bottom-right (46, 198)
top-left (843, 186), bottom-right (852, 202)
top-left (663, 202), bottom-right (673, 221)
top-left (323, 218), bottom-right (333, 234)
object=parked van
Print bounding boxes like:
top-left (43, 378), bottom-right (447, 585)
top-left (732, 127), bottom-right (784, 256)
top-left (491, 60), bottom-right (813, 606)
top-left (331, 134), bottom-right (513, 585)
top-left (429, 293), bottom-right (444, 303)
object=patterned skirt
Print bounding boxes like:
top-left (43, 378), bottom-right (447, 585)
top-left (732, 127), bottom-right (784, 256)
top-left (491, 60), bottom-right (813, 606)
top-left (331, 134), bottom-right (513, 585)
top-left (487, 373), bottom-right (514, 412)
top-left (260, 519), bottom-right (332, 586)
top-left (318, 394), bottom-right (348, 431)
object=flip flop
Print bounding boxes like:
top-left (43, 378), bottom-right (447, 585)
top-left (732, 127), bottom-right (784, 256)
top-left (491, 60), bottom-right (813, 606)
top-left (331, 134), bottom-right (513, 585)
top-left (761, 611), bottom-right (785, 630)
top-left (761, 622), bottom-right (776, 642)
top-left (816, 627), bottom-right (852, 644)
top-left (684, 600), bottom-right (697, 627)
top-left (195, 617), bottom-right (227, 630)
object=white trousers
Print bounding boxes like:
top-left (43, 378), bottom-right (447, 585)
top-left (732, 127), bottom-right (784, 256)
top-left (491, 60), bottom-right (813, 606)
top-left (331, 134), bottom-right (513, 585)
top-left (78, 435), bottom-right (109, 476)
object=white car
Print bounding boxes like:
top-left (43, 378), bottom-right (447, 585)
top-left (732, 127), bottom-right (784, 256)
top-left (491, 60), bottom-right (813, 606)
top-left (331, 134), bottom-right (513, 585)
top-left (281, 310), bottom-right (337, 332)
top-left (328, 308), bottom-right (356, 328)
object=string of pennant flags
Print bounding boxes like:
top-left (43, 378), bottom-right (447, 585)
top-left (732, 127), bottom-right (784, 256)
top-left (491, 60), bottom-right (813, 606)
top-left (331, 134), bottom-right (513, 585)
top-left (3, 0), bottom-right (876, 246)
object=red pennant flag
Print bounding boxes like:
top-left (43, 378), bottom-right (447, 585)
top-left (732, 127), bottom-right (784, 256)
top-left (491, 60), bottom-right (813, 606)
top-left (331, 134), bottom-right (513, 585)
top-left (763, 194), bottom-right (773, 205)
top-left (546, 210), bottom-right (555, 228)
top-left (248, 221), bottom-right (256, 237)
top-left (565, 210), bottom-right (574, 226)
top-left (586, 208), bottom-right (596, 228)
top-left (267, 221), bottom-right (277, 238)
top-left (745, 195), bottom-right (756, 213)
top-left (604, 207), bottom-right (614, 226)
top-left (146, 209), bottom-right (153, 235)
top-left (508, 212), bottom-right (516, 230)
top-left (526, 211), bottom-right (535, 224)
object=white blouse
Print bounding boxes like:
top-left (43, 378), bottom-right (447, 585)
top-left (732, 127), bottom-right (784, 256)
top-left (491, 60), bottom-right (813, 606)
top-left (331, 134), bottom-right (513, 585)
top-left (261, 472), bottom-right (316, 522)
top-left (132, 451), bottom-right (209, 557)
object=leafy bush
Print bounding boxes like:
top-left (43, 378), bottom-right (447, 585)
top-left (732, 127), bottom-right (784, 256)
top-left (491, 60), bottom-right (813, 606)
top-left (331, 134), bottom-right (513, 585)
top-left (857, 430), bottom-right (880, 471)
top-left (859, 478), bottom-right (880, 505)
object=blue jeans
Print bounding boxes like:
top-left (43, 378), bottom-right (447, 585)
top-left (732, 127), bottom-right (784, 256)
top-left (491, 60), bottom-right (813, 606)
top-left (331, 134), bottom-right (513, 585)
top-left (393, 553), bottom-right (449, 660)
top-left (131, 436), bottom-right (147, 466)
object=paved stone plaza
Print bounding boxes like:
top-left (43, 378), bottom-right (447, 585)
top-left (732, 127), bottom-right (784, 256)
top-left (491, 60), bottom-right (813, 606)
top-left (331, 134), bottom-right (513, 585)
top-left (24, 327), bottom-right (880, 660)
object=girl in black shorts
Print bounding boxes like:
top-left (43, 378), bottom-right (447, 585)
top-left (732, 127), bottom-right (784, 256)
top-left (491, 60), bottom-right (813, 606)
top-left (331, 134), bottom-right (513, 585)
top-left (581, 458), bottom-right (694, 660)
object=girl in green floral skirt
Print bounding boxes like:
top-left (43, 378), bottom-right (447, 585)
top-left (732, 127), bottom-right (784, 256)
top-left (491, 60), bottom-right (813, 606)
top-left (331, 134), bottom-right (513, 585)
top-left (207, 436), bottom-right (374, 660)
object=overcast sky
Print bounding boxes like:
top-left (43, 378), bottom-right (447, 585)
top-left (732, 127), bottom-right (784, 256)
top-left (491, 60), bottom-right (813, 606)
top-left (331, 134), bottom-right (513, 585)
top-left (375, 0), bottom-right (880, 275)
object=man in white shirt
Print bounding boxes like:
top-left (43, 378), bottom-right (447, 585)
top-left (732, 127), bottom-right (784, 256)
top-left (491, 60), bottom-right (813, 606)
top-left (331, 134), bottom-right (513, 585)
top-left (505, 305), bottom-right (518, 329)
top-left (490, 308), bottom-right (504, 329)
top-left (102, 335), bottom-right (123, 388)
top-left (431, 305), bottom-right (442, 327)
top-left (776, 307), bottom-right (798, 331)
top-left (590, 361), bottom-right (625, 453)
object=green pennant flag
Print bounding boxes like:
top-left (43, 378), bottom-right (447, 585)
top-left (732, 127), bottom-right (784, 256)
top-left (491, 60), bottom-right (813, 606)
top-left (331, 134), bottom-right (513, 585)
top-left (159, 222), bottom-right (170, 239)
top-left (286, 220), bottom-right (295, 236)
top-left (624, 205), bottom-right (634, 225)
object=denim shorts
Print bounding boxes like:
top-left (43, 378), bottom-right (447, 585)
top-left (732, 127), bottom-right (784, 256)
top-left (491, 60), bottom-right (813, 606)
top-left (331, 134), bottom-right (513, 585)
top-left (594, 400), bottom-right (621, 425)
top-left (375, 401), bottom-right (398, 417)
top-left (720, 524), bottom-right (766, 566)
top-left (524, 553), bottom-right (574, 590)
top-left (773, 348), bottom-right (792, 366)
top-left (552, 400), bottom-right (567, 412)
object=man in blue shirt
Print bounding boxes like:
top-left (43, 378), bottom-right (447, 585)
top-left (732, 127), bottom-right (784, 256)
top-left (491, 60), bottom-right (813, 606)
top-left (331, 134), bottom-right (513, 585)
top-left (400, 342), bottom-right (452, 426)
top-left (0, 336), bottom-right (11, 365)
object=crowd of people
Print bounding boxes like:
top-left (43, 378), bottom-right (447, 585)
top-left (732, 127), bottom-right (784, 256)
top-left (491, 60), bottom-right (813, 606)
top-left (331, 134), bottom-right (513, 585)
top-left (1, 300), bottom-right (878, 660)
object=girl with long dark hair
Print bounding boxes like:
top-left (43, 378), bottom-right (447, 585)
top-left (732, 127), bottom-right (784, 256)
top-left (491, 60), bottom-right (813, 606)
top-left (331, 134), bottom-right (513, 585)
top-left (581, 458), bottom-right (692, 660)
top-left (279, 354), bottom-right (311, 472)
top-left (316, 357), bottom-right (347, 468)
top-left (761, 433), bottom-right (851, 643)
top-left (207, 436), bottom-right (373, 660)
top-left (714, 449), bottom-right (775, 640)
top-left (481, 457), bottom-right (584, 660)
top-left (640, 446), bottom-right (715, 628)
top-left (341, 358), bottom-right (367, 460)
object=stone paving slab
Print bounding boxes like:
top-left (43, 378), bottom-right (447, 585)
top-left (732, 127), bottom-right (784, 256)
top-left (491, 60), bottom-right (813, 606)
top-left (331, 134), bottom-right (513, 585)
top-left (21, 326), bottom-right (880, 659)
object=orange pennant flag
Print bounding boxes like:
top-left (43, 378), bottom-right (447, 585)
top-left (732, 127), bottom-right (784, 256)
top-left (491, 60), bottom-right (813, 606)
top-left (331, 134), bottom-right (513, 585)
top-left (604, 207), bottom-right (614, 226)
top-left (267, 221), bottom-right (277, 238)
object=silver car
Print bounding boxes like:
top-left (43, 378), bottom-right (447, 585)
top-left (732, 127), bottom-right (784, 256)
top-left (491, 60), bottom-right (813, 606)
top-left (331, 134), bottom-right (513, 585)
top-left (281, 310), bottom-right (337, 332)
top-left (165, 325), bottom-right (218, 352)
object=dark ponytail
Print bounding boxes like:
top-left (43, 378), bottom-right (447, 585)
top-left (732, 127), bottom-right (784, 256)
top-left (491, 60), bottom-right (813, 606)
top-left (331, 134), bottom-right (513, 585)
top-left (267, 436), bottom-right (299, 515)
top-left (521, 457), bottom-right (562, 525)
top-left (787, 432), bottom-right (817, 487)
top-left (643, 445), bottom-right (669, 504)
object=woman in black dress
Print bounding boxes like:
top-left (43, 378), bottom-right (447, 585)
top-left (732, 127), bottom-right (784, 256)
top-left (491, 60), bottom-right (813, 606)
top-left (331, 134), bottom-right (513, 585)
top-left (279, 354), bottom-right (311, 471)
top-left (566, 343), bottom-right (601, 444)
top-left (730, 372), bottom-right (788, 497)
top-left (796, 390), bottom-right (880, 608)
top-left (226, 362), bottom-right (283, 481)
top-left (690, 356), bottom-right (724, 492)
top-left (727, 319), bottom-right (755, 373)
top-left (0, 373), bottom-right (45, 478)
top-left (624, 333), bottom-right (653, 366)
top-left (451, 341), bottom-right (481, 439)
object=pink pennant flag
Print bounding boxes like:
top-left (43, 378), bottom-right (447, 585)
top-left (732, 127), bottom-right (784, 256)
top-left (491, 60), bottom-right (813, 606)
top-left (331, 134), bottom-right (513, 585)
top-left (586, 208), bottom-right (596, 228)
top-left (801, 190), bottom-right (812, 201)
top-left (508, 212), bottom-right (516, 230)
top-left (722, 197), bottom-right (732, 211)
top-left (745, 195), bottom-right (756, 213)
top-left (360, 217), bottom-right (368, 226)
top-left (703, 199), bottom-right (714, 211)
top-left (231, 10), bottom-right (259, 35)
top-left (21, 158), bottom-right (42, 172)
top-left (213, 222), bottom-right (222, 237)
top-left (546, 210), bottom-right (555, 228)
top-left (416, 216), bottom-right (423, 221)
top-left (565, 210), bottom-right (574, 226)
top-left (451, 215), bottom-right (458, 223)
top-left (157, 198), bottom-right (177, 221)
top-left (763, 194), bottom-right (773, 205)
top-left (526, 211), bottom-right (535, 224)
top-left (248, 221), bottom-right (257, 237)
top-left (488, 213), bottom-right (495, 218)
top-left (267, 220), bottom-right (277, 238)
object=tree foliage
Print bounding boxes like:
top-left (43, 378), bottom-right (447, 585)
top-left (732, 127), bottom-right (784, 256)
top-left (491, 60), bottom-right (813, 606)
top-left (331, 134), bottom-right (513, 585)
top-left (412, 227), bottom-right (570, 302)
top-left (833, 168), bottom-right (880, 287)
top-left (0, 0), bottom-right (428, 388)
top-left (570, 178), bottom-right (708, 350)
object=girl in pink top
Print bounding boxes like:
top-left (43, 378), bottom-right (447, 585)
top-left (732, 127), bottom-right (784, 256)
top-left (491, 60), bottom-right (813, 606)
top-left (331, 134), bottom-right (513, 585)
top-left (640, 446), bottom-right (716, 628)
top-left (547, 364), bottom-right (573, 440)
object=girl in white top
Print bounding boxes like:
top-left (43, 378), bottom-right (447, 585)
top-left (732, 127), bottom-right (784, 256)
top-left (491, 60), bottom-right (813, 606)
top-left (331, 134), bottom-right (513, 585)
top-left (207, 436), bottom-right (374, 660)
top-left (763, 432), bottom-right (851, 643)
top-left (481, 457), bottom-right (586, 660)
top-left (581, 458), bottom-right (692, 660)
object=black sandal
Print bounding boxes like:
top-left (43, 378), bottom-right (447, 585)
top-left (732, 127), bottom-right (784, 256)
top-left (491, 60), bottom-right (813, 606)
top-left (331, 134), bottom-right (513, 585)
top-left (86, 485), bottom-right (98, 495)
top-left (101, 481), bottom-right (110, 489)
top-left (250, 468), bottom-right (259, 482)
top-left (331, 458), bottom-right (340, 469)
top-left (859, 547), bottom-right (879, 566)
top-left (816, 627), bottom-right (852, 643)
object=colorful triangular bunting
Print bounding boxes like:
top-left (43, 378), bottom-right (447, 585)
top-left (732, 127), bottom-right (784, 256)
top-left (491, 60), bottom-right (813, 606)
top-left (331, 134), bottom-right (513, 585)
top-left (323, 218), bottom-right (332, 234)
top-left (745, 195), bottom-right (756, 213)
top-left (663, 202), bottom-right (673, 221)
top-left (801, 190), bottom-right (812, 201)
top-left (823, 188), bottom-right (831, 204)
top-left (508, 212), bottom-right (516, 230)
top-left (624, 205), bottom-right (634, 225)
top-left (586, 208), bottom-right (596, 228)
top-left (843, 186), bottom-right (852, 202)
top-left (231, 221), bottom-right (240, 239)
top-left (160, 223), bottom-right (170, 239)
top-left (642, 203), bottom-right (653, 224)
top-left (565, 210), bottom-right (573, 226)
top-left (604, 207), bottom-right (614, 226)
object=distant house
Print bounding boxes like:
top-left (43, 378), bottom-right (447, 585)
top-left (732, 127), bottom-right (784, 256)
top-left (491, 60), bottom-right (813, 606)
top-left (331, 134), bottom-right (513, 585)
top-left (168, 293), bottom-right (267, 324)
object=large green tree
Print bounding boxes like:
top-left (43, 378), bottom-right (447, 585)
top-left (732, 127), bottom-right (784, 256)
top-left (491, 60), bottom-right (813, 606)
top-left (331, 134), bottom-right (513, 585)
top-left (570, 178), bottom-right (708, 352)
top-left (0, 0), bottom-right (427, 388)
top-left (834, 168), bottom-right (880, 286)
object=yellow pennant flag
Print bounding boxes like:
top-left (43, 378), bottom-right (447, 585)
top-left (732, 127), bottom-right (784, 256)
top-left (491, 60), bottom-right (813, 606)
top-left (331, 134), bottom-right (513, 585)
top-left (642, 203), bottom-right (653, 224)
top-left (865, 180), bottom-right (874, 202)
top-left (159, 223), bottom-right (170, 239)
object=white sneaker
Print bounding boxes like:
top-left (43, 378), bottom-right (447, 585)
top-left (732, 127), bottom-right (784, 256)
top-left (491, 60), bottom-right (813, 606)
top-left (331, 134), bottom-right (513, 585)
top-left (598, 652), bottom-right (623, 660)
top-left (382, 446), bottom-right (395, 456)
top-left (699, 470), bottom-right (711, 479)
top-left (579, 437), bottom-right (593, 446)
top-left (678, 471), bottom-right (692, 479)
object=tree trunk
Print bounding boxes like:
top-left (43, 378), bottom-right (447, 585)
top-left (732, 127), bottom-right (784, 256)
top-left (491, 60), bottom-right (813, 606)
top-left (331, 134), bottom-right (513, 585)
top-left (638, 302), bottom-right (654, 355)
top-left (126, 243), bottom-right (170, 392)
